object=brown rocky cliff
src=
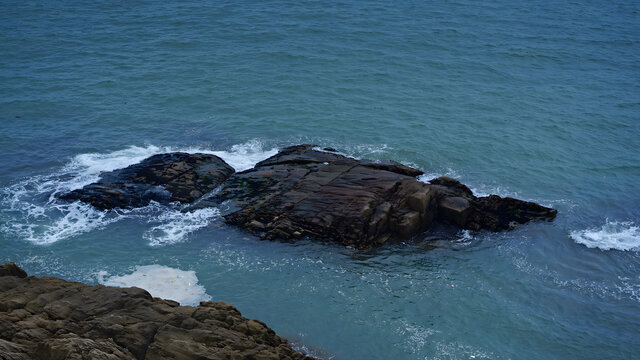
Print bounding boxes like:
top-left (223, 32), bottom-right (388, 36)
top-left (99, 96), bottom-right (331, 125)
top-left (0, 262), bottom-right (314, 360)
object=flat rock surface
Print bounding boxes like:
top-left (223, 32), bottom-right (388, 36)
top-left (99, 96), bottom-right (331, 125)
top-left (60, 152), bottom-right (234, 210)
top-left (0, 262), bottom-right (313, 360)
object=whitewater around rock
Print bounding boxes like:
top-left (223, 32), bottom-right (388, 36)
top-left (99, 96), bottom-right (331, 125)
top-left (60, 145), bottom-right (557, 249)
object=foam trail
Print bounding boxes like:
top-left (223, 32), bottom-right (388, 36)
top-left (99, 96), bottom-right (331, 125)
top-left (617, 276), bottom-right (640, 303)
top-left (144, 207), bottom-right (220, 246)
top-left (396, 319), bottom-right (438, 353)
top-left (312, 143), bottom-right (391, 160)
top-left (99, 265), bottom-right (211, 306)
top-left (570, 220), bottom-right (640, 251)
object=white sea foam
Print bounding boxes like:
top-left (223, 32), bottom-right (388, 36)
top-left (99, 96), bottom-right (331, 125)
top-left (617, 276), bottom-right (640, 303)
top-left (60, 145), bottom-right (167, 192)
top-left (0, 140), bottom-right (277, 245)
top-left (21, 203), bottom-right (116, 245)
top-left (396, 320), bottom-right (438, 353)
top-left (418, 172), bottom-right (519, 199)
top-left (507, 244), bottom-right (640, 303)
top-left (98, 265), bottom-right (211, 306)
top-left (209, 139), bottom-right (278, 171)
top-left (59, 139), bottom-right (278, 190)
top-left (455, 230), bottom-right (473, 243)
top-left (313, 143), bottom-right (391, 159)
top-left (433, 342), bottom-right (493, 359)
top-left (144, 207), bottom-right (220, 246)
top-left (569, 220), bottom-right (640, 251)
top-left (417, 171), bottom-right (458, 184)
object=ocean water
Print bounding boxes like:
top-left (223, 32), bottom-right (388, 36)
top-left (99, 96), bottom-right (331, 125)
top-left (1, 0), bottom-right (639, 358)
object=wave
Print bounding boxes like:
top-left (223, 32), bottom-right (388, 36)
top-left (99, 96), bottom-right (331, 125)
top-left (417, 171), bottom-right (518, 199)
top-left (0, 140), bottom-right (277, 245)
top-left (143, 207), bottom-right (221, 246)
top-left (1, 202), bottom-right (118, 245)
top-left (97, 265), bottom-right (211, 306)
top-left (569, 220), bottom-right (640, 251)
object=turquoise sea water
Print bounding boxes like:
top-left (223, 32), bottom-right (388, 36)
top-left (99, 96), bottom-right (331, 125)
top-left (1, 1), bottom-right (639, 358)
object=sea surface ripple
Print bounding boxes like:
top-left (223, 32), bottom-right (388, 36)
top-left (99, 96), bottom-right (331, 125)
top-left (1, 1), bottom-right (639, 359)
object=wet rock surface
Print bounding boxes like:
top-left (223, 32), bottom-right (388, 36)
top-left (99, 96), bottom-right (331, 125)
top-left (211, 145), bottom-right (557, 248)
top-left (60, 152), bottom-right (234, 210)
top-left (209, 145), bottom-right (437, 248)
top-left (0, 262), bottom-right (313, 360)
top-left (60, 145), bottom-right (557, 248)
top-left (428, 176), bottom-right (558, 232)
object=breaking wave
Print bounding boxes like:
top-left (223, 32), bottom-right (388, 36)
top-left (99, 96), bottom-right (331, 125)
top-left (143, 207), bottom-right (221, 246)
top-left (570, 220), bottom-right (640, 251)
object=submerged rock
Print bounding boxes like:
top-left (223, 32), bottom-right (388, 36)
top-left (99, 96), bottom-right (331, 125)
top-left (60, 145), bottom-right (557, 248)
top-left (0, 263), bottom-right (313, 360)
top-left (60, 152), bottom-right (234, 210)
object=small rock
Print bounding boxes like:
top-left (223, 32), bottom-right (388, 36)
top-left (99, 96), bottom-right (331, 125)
top-left (0, 262), bottom-right (27, 278)
top-left (249, 220), bottom-right (266, 230)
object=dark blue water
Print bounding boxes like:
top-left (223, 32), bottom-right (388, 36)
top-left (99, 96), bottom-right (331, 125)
top-left (1, 1), bottom-right (639, 358)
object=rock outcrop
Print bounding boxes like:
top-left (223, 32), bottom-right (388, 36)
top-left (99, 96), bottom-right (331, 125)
top-left (60, 145), bottom-right (557, 249)
top-left (207, 145), bottom-right (556, 248)
top-left (60, 153), bottom-right (234, 210)
top-left (0, 262), bottom-right (313, 360)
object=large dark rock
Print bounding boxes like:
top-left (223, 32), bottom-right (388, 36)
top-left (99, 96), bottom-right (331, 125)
top-left (59, 145), bottom-right (557, 248)
top-left (60, 152), bottom-right (234, 210)
top-left (0, 263), bottom-right (313, 360)
top-left (203, 145), bottom-right (557, 248)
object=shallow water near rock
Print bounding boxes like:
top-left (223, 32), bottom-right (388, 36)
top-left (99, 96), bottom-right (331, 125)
top-left (1, 1), bottom-right (639, 359)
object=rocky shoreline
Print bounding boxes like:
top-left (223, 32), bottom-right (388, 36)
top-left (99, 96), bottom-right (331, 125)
top-left (0, 262), bottom-right (314, 360)
top-left (61, 144), bottom-right (557, 249)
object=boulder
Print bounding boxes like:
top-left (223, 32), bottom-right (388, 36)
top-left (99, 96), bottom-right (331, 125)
top-left (60, 153), bottom-right (234, 210)
top-left (0, 263), bottom-right (313, 360)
